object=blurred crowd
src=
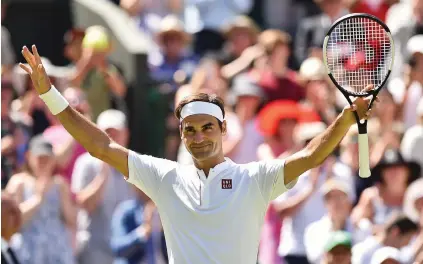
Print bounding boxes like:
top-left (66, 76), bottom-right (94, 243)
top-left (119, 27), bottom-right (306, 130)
top-left (1, 0), bottom-right (423, 264)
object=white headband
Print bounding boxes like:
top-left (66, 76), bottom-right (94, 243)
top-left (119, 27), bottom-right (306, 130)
top-left (180, 101), bottom-right (224, 122)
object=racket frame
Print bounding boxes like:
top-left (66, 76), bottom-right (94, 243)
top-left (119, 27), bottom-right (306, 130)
top-left (322, 13), bottom-right (395, 177)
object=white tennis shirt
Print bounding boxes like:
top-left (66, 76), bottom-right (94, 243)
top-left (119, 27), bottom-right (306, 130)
top-left (126, 150), bottom-right (295, 264)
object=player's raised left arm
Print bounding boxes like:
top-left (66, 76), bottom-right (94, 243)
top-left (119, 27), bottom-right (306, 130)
top-left (284, 85), bottom-right (376, 184)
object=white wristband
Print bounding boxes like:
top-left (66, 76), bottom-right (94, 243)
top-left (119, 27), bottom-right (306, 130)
top-left (39, 86), bottom-right (69, 115)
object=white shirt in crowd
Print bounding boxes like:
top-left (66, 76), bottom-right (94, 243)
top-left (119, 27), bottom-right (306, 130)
top-left (352, 236), bottom-right (414, 264)
top-left (304, 215), bottom-right (370, 264)
top-left (277, 161), bottom-right (355, 258)
top-left (2, 238), bottom-right (15, 264)
top-left (126, 150), bottom-right (295, 264)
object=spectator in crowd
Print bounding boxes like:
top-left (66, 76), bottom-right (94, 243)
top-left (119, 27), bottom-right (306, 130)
top-left (352, 213), bottom-right (419, 264)
top-left (220, 15), bottom-right (260, 64)
top-left (298, 57), bottom-right (338, 125)
top-left (370, 247), bottom-right (402, 264)
top-left (119, 0), bottom-right (183, 36)
top-left (258, 121), bottom-right (326, 264)
top-left (43, 87), bottom-right (90, 184)
top-left (321, 231), bottom-right (353, 264)
top-left (72, 110), bottom-right (136, 264)
top-left (1, 192), bottom-right (22, 264)
top-left (347, 0), bottom-right (399, 22)
top-left (304, 179), bottom-right (367, 264)
top-left (402, 178), bottom-right (423, 262)
top-left (252, 29), bottom-right (305, 103)
top-left (389, 0), bottom-right (423, 79)
top-left (1, 0), bottom-right (15, 80)
top-left (2, 81), bottom-right (18, 189)
top-left (110, 187), bottom-right (167, 264)
top-left (5, 135), bottom-right (77, 264)
top-left (70, 26), bottom-right (127, 120)
top-left (149, 15), bottom-right (199, 93)
top-left (257, 100), bottom-right (303, 161)
top-left (63, 28), bottom-right (86, 67)
top-left (191, 0), bottom-right (254, 55)
top-left (401, 98), bottom-right (423, 178)
top-left (352, 149), bottom-right (421, 233)
top-left (228, 73), bottom-right (265, 163)
top-left (294, 0), bottom-right (349, 64)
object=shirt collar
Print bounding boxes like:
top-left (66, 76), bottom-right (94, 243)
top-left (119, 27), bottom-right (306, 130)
top-left (195, 158), bottom-right (233, 182)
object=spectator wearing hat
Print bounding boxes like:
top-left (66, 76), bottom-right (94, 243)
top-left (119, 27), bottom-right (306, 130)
top-left (251, 29), bottom-right (305, 103)
top-left (352, 213), bottom-right (419, 264)
top-left (304, 179), bottom-right (366, 264)
top-left (5, 135), bottom-right (77, 264)
top-left (299, 57), bottom-right (338, 125)
top-left (149, 15), bottom-right (199, 93)
top-left (220, 15), bottom-right (259, 64)
top-left (256, 100), bottom-right (305, 162)
top-left (321, 231), bottom-right (353, 264)
top-left (273, 158), bottom-right (354, 264)
top-left (352, 148), bottom-right (421, 233)
top-left (228, 73), bottom-right (265, 164)
top-left (71, 110), bottom-right (137, 264)
top-left (70, 26), bottom-right (127, 121)
top-left (401, 98), bottom-right (423, 178)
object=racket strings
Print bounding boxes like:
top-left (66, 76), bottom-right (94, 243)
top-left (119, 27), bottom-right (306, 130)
top-left (327, 17), bottom-right (392, 94)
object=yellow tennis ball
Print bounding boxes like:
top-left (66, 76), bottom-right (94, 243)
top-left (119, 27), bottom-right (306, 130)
top-left (82, 27), bottom-right (110, 51)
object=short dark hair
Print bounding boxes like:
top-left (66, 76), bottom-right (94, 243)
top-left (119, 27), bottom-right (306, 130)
top-left (174, 93), bottom-right (225, 126)
top-left (384, 213), bottom-right (419, 235)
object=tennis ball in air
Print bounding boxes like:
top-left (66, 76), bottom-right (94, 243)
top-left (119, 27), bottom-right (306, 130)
top-left (82, 26), bottom-right (110, 51)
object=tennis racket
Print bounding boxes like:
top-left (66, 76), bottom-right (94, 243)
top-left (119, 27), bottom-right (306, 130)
top-left (322, 13), bottom-right (394, 178)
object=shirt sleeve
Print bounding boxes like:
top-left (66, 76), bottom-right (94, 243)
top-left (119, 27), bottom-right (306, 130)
top-left (126, 150), bottom-right (178, 202)
top-left (256, 159), bottom-right (297, 203)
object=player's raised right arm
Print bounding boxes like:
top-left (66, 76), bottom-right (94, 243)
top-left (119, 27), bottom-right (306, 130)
top-left (20, 45), bottom-right (129, 177)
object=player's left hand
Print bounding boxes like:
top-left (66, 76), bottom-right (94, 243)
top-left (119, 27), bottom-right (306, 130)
top-left (343, 84), bottom-right (379, 125)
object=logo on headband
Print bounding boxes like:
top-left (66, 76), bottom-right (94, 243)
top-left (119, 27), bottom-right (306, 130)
top-left (221, 179), bottom-right (232, 189)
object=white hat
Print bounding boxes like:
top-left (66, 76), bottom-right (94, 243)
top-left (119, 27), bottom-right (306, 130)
top-left (295, 122), bottom-right (327, 144)
top-left (407, 35), bottom-right (423, 55)
top-left (320, 179), bottom-right (355, 203)
top-left (96, 109), bottom-right (127, 130)
top-left (404, 178), bottom-right (423, 222)
top-left (299, 57), bottom-right (326, 81)
top-left (370, 247), bottom-right (402, 264)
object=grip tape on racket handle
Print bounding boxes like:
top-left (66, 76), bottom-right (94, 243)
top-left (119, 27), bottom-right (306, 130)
top-left (358, 133), bottom-right (371, 178)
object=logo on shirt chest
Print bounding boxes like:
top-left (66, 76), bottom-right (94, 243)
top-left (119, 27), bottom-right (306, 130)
top-left (221, 179), bottom-right (232, 189)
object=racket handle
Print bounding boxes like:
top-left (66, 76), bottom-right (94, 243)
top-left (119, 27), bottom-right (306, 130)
top-left (358, 133), bottom-right (371, 178)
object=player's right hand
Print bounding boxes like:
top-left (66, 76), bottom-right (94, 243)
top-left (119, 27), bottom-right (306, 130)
top-left (19, 45), bottom-right (52, 95)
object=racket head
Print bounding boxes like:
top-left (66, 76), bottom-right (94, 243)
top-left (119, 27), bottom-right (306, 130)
top-left (322, 13), bottom-right (394, 97)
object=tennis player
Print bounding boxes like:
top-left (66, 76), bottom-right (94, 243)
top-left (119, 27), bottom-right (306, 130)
top-left (20, 45), bottom-right (376, 264)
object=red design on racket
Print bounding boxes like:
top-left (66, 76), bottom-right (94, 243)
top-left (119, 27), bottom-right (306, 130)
top-left (323, 13), bottom-right (394, 178)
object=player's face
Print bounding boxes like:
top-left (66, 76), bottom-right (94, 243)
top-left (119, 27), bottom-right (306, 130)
top-left (181, 114), bottom-right (225, 162)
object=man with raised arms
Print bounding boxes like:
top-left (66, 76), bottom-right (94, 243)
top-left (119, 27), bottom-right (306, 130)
top-left (19, 45), bottom-right (375, 264)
